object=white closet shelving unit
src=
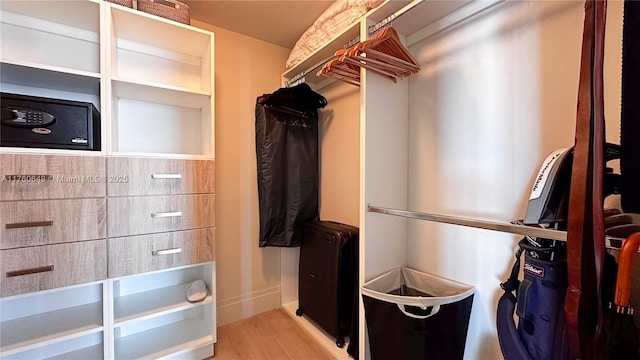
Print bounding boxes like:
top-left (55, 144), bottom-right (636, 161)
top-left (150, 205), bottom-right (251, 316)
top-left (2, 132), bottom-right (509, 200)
top-left (0, 283), bottom-right (105, 360)
top-left (283, 0), bottom-right (620, 358)
top-left (111, 264), bottom-right (215, 360)
top-left (0, 0), bottom-right (102, 156)
top-left (106, 4), bottom-right (214, 159)
top-left (0, 1), bottom-right (216, 359)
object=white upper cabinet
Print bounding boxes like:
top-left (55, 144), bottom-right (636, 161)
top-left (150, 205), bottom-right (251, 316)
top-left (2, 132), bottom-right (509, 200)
top-left (0, 0), bottom-right (215, 159)
top-left (107, 5), bottom-right (212, 94)
top-left (0, 0), bottom-right (101, 76)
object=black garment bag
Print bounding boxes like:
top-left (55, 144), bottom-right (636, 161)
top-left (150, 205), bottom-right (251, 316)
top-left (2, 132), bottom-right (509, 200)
top-left (620, 0), bottom-right (640, 213)
top-left (255, 84), bottom-right (326, 247)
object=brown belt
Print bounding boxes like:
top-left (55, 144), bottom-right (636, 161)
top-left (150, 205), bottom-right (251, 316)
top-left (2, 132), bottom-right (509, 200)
top-left (564, 0), bottom-right (607, 358)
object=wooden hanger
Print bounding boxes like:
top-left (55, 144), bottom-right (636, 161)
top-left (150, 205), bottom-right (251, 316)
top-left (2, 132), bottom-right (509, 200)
top-left (358, 27), bottom-right (420, 78)
top-left (317, 49), bottom-right (361, 86)
top-left (317, 26), bottom-right (421, 85)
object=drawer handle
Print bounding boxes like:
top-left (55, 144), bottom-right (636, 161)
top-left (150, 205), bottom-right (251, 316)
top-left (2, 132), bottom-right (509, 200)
top-left (151, 211), bottom-right (183, 218)
top-left (151, 174), bottom-right (182, 179)
top-left (5, 221), bottom-right (54, 229)
top-left (7, 265), bottom-right (55, 277)
top-left (152, 248), bottom-right (182, 256)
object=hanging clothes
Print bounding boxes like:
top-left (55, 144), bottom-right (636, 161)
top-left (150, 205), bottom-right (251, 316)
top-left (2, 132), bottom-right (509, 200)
top-left (255, 83), bottom-right (327, 247)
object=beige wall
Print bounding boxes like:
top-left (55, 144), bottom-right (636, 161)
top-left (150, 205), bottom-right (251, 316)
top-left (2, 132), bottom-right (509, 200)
top-left (192, 20), bottom-right (289, 326)
top-left (280, 80), bottom-right (362, 304)
top-left (318, 82), bottom-right (361, 228)
top-left (192, 19), bottom-right (362, 323)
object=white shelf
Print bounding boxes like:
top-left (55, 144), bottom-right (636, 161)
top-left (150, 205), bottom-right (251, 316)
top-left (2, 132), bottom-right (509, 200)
top-left (115, 318), bottom-right (213, 360)
top-left (0, 302), bottom-right (103, 356)
top-left (111, 78), bottom-right (211, 103)
top-left (109, 5), bottom-right (212, 93)
top-left (0, 0), bottom-right (100, 75)
top-left (1, 332), bottom-right (103, 360)
top-left (114, 283), bottom-right (213, 327)
top-left (0, 0), bottom-right (99, 30)
top-left (111, 76), bottom-right (210, 97)
top-left (367, 0), bottom-right (472, 36)
top-left (1, 61), bottom-right (100, 84)
top-left (0, 62), bottom-right (100, 102)
top-left (109, 5), bottom-right (211, 52)
top-left (0, 147), bottom-right (104, 156)
top-left (110, 80), bottom-right (213, 158)
top-left (45, 343), bottom-right (104, 360)
top-left (107, 151), bottom-right (214, 160)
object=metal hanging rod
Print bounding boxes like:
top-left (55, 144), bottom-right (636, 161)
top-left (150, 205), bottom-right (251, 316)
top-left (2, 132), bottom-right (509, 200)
top-left (367, 205), bottom-right (632, 251)
top-left (344, 36), bottom-right (361, 49)
top-left (368, 13), bottom-right (396, 36)
top-left (284, 54), bottom-right (338, 87)
top-left (367, 0), bottom-right (425, 36)
top-left (368, 205), bottom-right (567, 240)
top-left (284, 72), bottom-right (306, 88)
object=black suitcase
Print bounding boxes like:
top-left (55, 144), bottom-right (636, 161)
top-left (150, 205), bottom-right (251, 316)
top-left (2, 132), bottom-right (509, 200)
top-left (296, 220), bottom-right (359, 348)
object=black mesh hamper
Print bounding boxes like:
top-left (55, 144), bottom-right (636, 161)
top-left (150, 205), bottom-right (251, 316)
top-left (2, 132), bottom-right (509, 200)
top-left (361, 267), bottom-right (474, 360)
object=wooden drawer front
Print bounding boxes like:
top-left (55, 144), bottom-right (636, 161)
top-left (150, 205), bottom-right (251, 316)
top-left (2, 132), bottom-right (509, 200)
top-left (108, 228), bottom-right (215, 277)
top-left (107, 194), bottom-right (215, 237)
top-left (0, 240), bottom-right (107, 297)
top-left (0, 154), bottom-right (106, 201)
top-left (107, 157), bottom-right (214, 196)
top-left (0, 198), bottom-right (107, 249)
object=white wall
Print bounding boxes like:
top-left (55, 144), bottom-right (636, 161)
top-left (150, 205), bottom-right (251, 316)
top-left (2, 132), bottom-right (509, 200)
top-left (406, 1), bottom-right (622, 358)
top-left (191, 20), bottom-right (290, 326)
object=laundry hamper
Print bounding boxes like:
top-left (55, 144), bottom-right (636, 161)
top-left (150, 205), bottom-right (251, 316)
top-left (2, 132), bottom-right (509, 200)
top-left (361, 267), bottom-right (475, 360)
top-left (137, 0), bottom-right (190, 25)
top-left (105, 0), bottom-right (133, 8)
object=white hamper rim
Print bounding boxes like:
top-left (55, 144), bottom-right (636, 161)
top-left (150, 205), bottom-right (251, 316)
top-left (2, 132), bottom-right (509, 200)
top-left (361, 267), bottom-right (475, 317)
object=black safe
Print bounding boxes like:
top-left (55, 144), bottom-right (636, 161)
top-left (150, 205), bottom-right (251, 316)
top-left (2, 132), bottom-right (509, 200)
top-left (0, 92), bottom-right (101, 151)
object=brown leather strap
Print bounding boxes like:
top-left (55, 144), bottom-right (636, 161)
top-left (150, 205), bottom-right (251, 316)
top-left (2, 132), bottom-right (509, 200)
top-left (565, 2), bottom-right (594, 354)
top-left (565, 0), bottom-right (607, 359)
top-left (591, 2), bottom-right (607, 358)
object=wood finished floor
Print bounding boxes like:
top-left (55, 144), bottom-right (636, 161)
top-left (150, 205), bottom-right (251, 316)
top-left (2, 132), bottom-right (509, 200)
top-left (210, 308), bottom-right (336, 360)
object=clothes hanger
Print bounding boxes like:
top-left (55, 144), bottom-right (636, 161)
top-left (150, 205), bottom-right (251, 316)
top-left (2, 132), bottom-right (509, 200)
top-left (359, 27), bottom-right (420, 74)
top-left (317, 49), bottom-right (362, 86)
top-left (258, 92), bottom-right (312, 118)
top-left (263, 104), bottom-right (311, 118)
top-left (347, 26), bottom-right (419, 81)
top-left (346, 49), bottom-right (413, 79)
top-left (317, 26), bottom-right (420, 85)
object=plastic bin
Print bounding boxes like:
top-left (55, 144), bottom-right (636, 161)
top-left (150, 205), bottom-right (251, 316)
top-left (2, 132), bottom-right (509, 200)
top-left (361, 267), bottom-right (475, 360)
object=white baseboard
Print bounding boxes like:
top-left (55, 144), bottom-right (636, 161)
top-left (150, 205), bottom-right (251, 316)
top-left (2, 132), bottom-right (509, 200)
top-left (216, 286), bottom-right (281, 326)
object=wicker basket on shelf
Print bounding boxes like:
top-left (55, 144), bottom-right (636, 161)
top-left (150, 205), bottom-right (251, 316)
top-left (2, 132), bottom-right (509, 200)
top-left (105, 0), bottom-right (133, 8)
top-left (137, 0), bottom-right (191, 25)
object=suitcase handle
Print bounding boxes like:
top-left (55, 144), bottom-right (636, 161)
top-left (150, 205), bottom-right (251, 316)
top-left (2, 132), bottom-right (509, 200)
top-left (396, 303), bottom-right (440, 319)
